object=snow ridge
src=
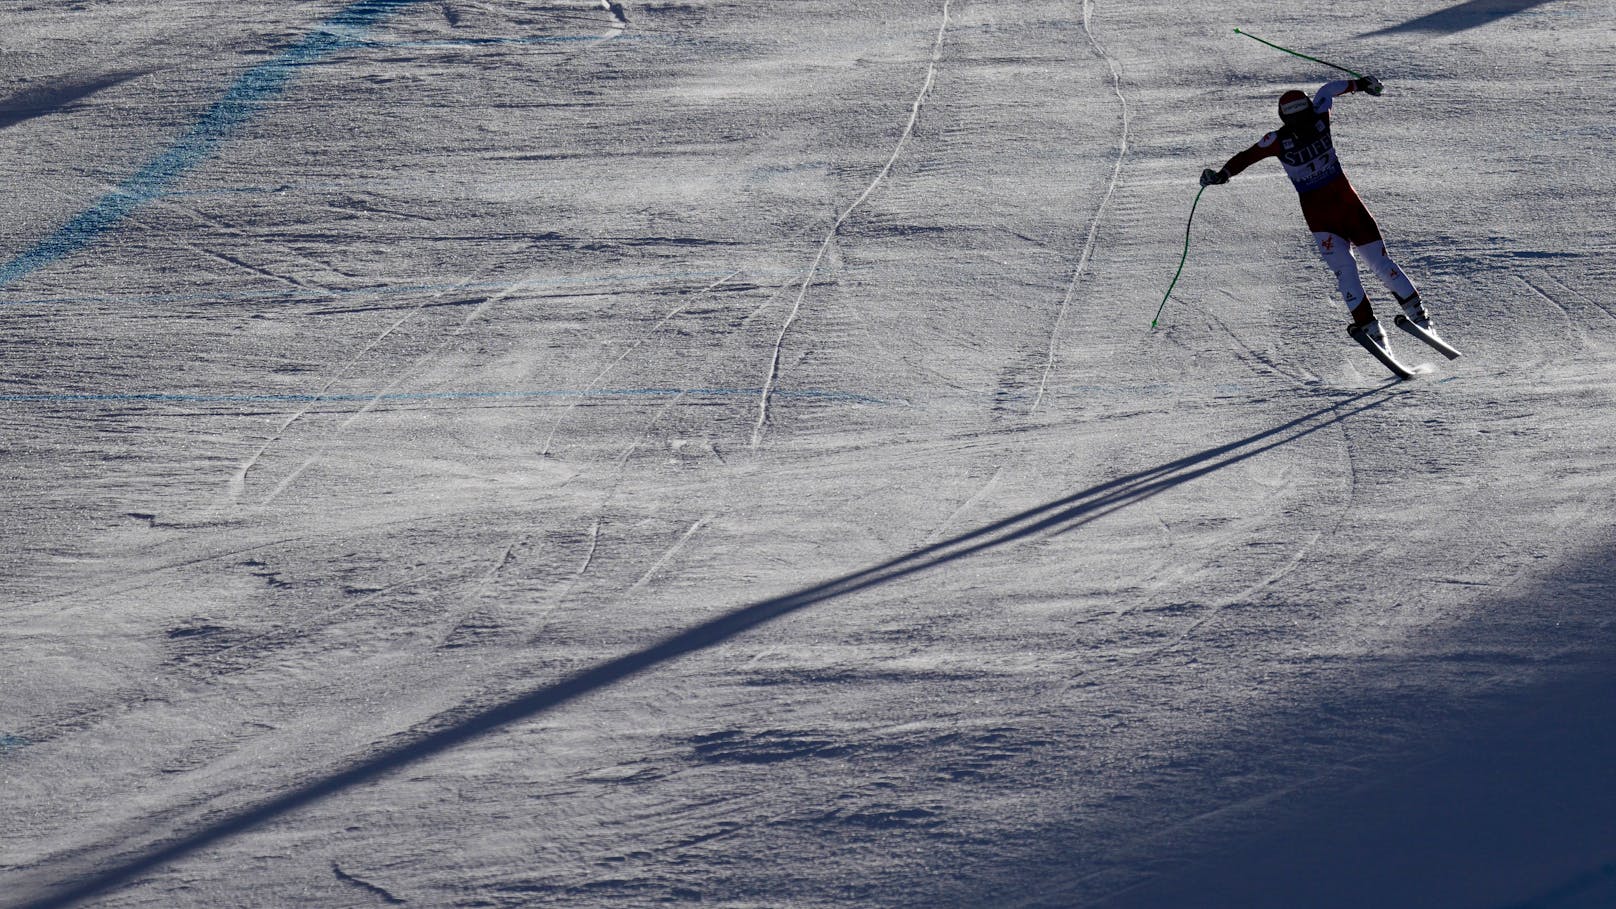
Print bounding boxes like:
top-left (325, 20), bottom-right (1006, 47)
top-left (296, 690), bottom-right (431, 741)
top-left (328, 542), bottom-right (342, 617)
top-left (750, 0), bottom-right (953, 449)
top-left (1031, 0), bottom-right (1131, 413)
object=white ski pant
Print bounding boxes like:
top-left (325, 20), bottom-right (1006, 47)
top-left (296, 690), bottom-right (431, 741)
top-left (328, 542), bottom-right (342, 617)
top-left (1312, 232), bottom-right (1418, 313)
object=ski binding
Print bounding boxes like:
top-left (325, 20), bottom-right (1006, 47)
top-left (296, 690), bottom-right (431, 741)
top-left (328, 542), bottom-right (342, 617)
top-left (1348, 322), bottom-right (1419, 381)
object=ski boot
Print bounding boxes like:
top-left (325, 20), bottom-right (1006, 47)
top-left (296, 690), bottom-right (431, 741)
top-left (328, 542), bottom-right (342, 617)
top-left (1348, 317), bottom-right (1416, 379)
top-left (1356, 318), bottom-right (1389, 348)
top-left (1397, 291), bottom-right (1431, 330)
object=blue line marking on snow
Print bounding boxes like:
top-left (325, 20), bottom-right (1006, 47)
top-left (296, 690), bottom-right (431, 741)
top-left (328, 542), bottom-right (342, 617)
top-left (0, 388), bottom-right (892, 407)
top-left (356, 34), bottom-right (652, 49)
top-left (0, 0), bottom-right (426, 289)
top-left (0, 268), bottom-right (799, 309)
top-left (155, 186), bottom-right (297, 199)
top-left (362, 36), bottom-right (597, 46)
top-left (0, 734), bottom-right (27, 755)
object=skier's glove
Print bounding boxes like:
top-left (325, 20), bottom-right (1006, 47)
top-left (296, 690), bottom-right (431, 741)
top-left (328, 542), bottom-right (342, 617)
top-left (1355, 75), bottom-right (1384, 96)
top-left (1199, 168), bottom-right (1229, 187)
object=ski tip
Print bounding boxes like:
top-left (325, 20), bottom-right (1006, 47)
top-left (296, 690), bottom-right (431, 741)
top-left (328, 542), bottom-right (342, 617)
top-left (1393, 313), bottom-right (1463, 359)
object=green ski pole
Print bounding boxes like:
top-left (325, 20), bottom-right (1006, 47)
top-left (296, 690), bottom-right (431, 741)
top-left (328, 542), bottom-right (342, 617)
top-left (1152, 185), bottom-right (1207, 329)
top-left (1233, 28), bottom-right (1366, 80)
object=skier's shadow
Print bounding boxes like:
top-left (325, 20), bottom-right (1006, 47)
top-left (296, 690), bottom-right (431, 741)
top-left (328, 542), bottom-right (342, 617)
top-left (1359, 0), bottom-right (1559, 37)
top-left (16, 385), bottom-right (1403, 909)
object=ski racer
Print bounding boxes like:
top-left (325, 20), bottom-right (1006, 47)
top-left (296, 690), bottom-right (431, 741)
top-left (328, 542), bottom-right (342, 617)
top-left (1199, 77), bottom-right (1431, 349)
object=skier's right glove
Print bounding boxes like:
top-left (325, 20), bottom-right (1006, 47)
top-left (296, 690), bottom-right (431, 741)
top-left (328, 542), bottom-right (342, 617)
top-left (1355, 75), bottom-right (1384, 96)
top-left (1199, 168), bottom-right (1229, 187)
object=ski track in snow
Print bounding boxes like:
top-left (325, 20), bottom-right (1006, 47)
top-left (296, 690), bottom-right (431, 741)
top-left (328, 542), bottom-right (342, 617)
top-left (252, 282), bottom-right (518, 507)
top-left (627, 514), bottom-right (714, 594)
top-left (1204, 299), bottom-right (1320, 388)
top-left (538, 267), bottom-right (747, 457)
top-left (922, 466), bottom-right (1005, 545)
top-left (1029, 0), bottom-right (1131, 414)
top-left (225, 284), bottom-right (472, 504)
top-left (6, 1), bottom-right (1616, 907)
top-left (1541, 271), bottom-right (1616, 326)
top-left (750, 0), bottom-right (953, 449)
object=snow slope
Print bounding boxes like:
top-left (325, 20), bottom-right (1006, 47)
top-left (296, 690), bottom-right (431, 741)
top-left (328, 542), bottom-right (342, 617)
top-left (3, 0), bottom-right (1614, 906)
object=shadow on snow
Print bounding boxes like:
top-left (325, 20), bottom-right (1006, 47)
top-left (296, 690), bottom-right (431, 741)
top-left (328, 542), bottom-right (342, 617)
top-left (0, 71), bottom-right (149, 132)
top-left (1359, 0), bottom-right (1561, 37)
top-left (939, 542), bottom-right (1616, 909)
top-left (15, 387), bottom-right (1402, 909)
top-left (1090, 665), bottom-right (1616, 908)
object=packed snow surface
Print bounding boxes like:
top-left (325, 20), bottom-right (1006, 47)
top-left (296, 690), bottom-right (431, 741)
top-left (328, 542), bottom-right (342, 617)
top-left (3, 1), bottom-right (1615, 906)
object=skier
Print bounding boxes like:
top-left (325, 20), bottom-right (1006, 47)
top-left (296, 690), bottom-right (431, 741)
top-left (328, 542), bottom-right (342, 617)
top-left (1199, 76), bottom-right (1431, 350)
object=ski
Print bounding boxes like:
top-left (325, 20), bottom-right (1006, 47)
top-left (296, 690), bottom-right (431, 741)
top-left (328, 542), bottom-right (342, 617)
top-left (1348, 322), bottom-right (1416, 380)
top-left (1394, 314), bottom-right (1461, 360)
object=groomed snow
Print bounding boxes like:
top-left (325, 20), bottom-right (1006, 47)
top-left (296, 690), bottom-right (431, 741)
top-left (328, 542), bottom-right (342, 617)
top-left (3, 1), bottom-right (1615, 906)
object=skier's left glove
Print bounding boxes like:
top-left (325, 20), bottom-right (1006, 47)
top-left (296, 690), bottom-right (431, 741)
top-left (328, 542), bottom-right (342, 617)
top-left (1355, 75), bottom-right (1384, 96)
top-left (1200, 168), bottom-right (1229, 187)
